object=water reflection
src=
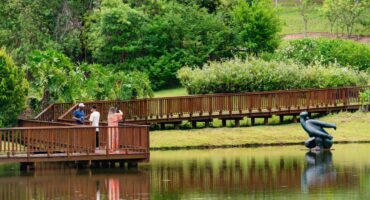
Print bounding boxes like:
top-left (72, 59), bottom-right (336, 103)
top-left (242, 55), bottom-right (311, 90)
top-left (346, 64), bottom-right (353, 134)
top-left (0, 167), bottom-right (149, 200)
top-left (301, 151), bottom-right (336, 193)
top-left (0, 144), bottom-right (369, 199)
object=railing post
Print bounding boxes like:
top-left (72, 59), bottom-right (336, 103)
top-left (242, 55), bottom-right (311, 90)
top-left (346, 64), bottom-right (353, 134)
top-left (209, 96), bottom-right (213, 116)
top-left (27, 130), bottom-right (30, 159)
top-left (268, 94), bottom-right (272, 112)
top-left (228, 95), bottom-right (232, 115)
top-left (67, 129), bottom-right (70, 158)
top-left (106, 127), bottom-right (109, 156)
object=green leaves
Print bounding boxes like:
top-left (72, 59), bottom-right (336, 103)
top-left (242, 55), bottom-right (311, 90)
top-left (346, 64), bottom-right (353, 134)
top-left (230, 0), bottom-right (281, 56)
top-left (0, 49), bottom-right (28, 127)
top-left (277, 38), bottom-right (370, 71)
top-left (177, 58), bottom-right (368, 94)
top-left (25, 50), bottom-right (81, 109)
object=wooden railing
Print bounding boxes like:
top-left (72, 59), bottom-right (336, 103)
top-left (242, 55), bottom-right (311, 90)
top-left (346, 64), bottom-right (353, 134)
top-left (0, 125), bottom-right (149, 158)
top-left (34, 103), bottom-right (75, 121)
top-left (55, 86), bottom-right (368, 123)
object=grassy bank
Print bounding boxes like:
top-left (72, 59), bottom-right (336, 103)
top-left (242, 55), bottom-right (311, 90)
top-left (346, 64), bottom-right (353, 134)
top-left (150, 112), bottom-right (370, 149)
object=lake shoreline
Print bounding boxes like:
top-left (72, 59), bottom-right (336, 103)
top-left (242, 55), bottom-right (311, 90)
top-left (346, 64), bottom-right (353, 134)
top-left (150, 141), bottom-right (370, 151)
top-left (150, 112), bottom-right (370, 151)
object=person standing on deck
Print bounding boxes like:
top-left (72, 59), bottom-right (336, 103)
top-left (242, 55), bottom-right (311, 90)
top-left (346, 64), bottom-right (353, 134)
top-left (73, 103), bottom-right (86, 125)
top-left (107, 107), bottom-right (123, 153)
top-left (89, 105), bottom-right (101, 149)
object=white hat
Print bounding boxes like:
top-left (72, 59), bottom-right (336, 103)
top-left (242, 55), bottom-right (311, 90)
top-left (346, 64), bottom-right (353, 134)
top-left (78, 103), bottom-right (85, 107)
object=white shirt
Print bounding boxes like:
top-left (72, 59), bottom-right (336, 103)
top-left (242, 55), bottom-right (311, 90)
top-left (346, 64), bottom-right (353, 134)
top-left (89, 111), bottom-right (100, 131)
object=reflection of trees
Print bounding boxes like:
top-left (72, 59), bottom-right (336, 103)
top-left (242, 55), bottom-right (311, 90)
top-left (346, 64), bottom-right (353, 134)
top-left (150, 156), bottom-right (359, 194)
top-left (0, 167), bottom-right (149, 199)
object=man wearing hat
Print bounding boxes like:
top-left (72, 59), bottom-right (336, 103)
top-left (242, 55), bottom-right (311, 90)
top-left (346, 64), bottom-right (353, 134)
top-left (73, 103), bottom-right (86, 125)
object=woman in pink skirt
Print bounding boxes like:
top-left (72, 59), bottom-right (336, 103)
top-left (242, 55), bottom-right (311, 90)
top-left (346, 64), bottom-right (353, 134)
top-left (107, 107), bottom-right (123, 153)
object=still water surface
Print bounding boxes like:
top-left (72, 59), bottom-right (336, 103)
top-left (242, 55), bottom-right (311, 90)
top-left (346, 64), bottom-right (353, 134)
top-left (0, 144), bottom-right (370, 199)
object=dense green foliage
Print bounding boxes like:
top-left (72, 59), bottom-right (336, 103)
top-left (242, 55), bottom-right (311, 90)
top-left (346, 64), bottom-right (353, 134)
top-left (230, 0), bottom-right (281, 55)
top-left (0, 49), bottom-right (28, 127)
top-left (276, 38), bottom-right (370, 71)
top-left (25, 50), bottom-right (153, 110)
top-left (177, 58), bottom-right (368, 94)
top-left (0, 0), bottom-right (282, 90)
top-left (25, 50), bottom-right (82, 109)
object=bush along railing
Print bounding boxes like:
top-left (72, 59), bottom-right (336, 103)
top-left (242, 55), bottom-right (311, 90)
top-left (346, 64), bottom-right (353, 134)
top-left (359, 89), bottom-right (370, 112)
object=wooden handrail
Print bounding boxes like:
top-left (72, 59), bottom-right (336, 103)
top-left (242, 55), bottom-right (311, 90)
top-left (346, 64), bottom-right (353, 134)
top-left (33, 104), bottom-right (54, 120)
top-left (0, 125), bottom-right (150, 159)
top-left (34, 86), bottom-right (369, 123)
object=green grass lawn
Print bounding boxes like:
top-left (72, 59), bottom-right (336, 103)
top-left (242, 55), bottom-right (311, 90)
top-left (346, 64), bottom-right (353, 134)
top-left (154, 87), bottom-right (187, 97)
top-left (279, 6), bottom-right (370, 36)
top-left (150, 112), bottom-right (370, 149)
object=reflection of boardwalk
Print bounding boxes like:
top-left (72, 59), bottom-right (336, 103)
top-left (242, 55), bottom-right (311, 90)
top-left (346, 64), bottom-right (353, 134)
top-left (0, 168), bottom-right (150, 200)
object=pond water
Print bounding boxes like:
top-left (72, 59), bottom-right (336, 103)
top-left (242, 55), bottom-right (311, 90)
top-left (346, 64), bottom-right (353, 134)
top-left (1, 144), bottom-right (370, 199)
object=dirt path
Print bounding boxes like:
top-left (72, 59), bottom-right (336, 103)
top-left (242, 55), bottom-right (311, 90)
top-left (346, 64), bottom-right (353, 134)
top-left (283, 32), bottom-right (370, 43)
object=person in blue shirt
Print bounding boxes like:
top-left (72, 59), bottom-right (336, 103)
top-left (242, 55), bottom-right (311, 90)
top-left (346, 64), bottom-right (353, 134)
top-left (73, 103), bottom-right (86, 125)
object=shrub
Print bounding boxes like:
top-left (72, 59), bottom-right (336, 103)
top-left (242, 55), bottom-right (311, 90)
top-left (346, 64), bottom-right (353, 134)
top-left (359, 89), bottom-right (370, 111)
top-left (177, 58), bottom-right (368, 94)
top-left (0, 49), bottom-right (28, 127)
top-left (277, 38), bottom-right (370, 71)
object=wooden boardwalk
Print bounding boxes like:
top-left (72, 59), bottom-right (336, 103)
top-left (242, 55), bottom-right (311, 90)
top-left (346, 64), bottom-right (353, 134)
top-left (35, 86), bottom-right (369, 127)
top-left (1, 85), bottom-right (367, 166)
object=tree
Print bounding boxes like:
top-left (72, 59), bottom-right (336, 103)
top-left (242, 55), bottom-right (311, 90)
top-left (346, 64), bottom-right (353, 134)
top-left (297, 0), bottom-right (315, 37)
top-left (322, 0), bottom-right (341, 35)
top-left (137, 2), bottom-right (234, 88)
top-left (230, 0), bottom-right (281, 55)
top-left (80, 64), bottom-right (153, 100)
top-left (322, 0), bottom-right (370, 38)
top-left (87, 0), bottom-right (146, 64)
top-left (24, 50), bottom-right (83, 109)
top-left (0, 49), bottom-right (28, 127)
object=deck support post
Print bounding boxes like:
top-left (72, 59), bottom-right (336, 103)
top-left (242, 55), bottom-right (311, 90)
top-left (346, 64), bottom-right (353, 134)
top-left (20, 162), bottom-right (35, 171)
top-left (235, 119), bottom-right (240, 127)
top-left (191, 121), bottom-right (197, 128)
top-left (264, 117), bottom-right (269, 125)
top-left (279, 115), bottom-right (284, 123)
top-left (160, 123), bottom-right (166, 130)
top-left (251, 117), bottom-right (255, 126)
top-left (128, 162), bottom-right (138, 169)
top-left (292, 115), bottom-right (298, 123)
top-left (91, 161), bottom-right (101, 168)
top-left (222, 119), bottom-right (227, 127)
top-left (205, 121), bottom-right (210, 128)
top-left (119, 160), bottom-right (126, 168)
top-left (174, 123), bottom-right (180, 130)
top-left (110, 161), bottom-right (117, 168)
top-left (102, 161), bottom-right (109, 168)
